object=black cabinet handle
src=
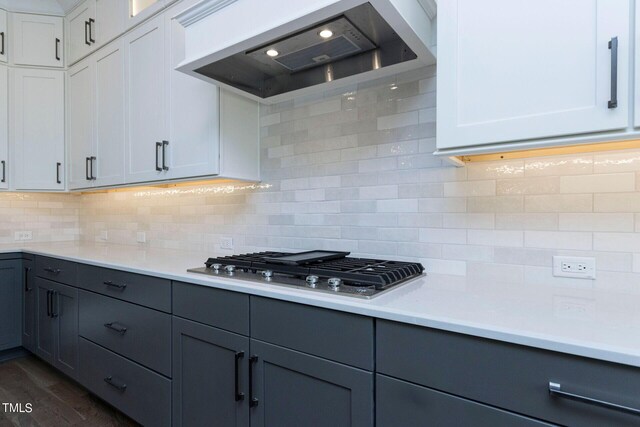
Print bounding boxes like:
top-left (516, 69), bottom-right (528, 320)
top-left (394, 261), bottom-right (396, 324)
top-left (0, 32), bottom-right (4, 56)
top-left (155, 142), bottom-right (162, 171)
top-left (608, 36), bottom-right (618, 109)
top-left (84, 21), bottom-right (90, 46)
top-left (104, 322), bottom-right (128, 335)
top-left (104, 376), bottom-right (127, 392)
top-left (56, 162), bottom-right (62, 184)
top-left (86, 157), bottom-right (91, 181)
top-left (249, 355), bottom-right (259, 407)
top-left (46, 290), bottom-right (51, 317)
top-left (162, 140), bottom-right (169, 171)
top-left (88, 18), bottom-right (95, 44)
top-left (549, 382), bottom-right (640, 416)
top-left (55, 38), bottom-right (61, 61)
top-left (90, 156), bottom-right (96, 180)
top-left (44, 267), bottom-right (61, 274)
top-left (50, 291), bottom-right (58, 318)
top-left (1, 160), bottom-right (5, 183)
top-left (103, 280), bottom-right (127, 290)
top-left (24, 267), bottom-right (31, 292)
top-left (235, 351), bottom-right (245, 402)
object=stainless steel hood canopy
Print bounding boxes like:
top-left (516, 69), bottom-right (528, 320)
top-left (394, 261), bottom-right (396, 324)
top-left (176, 0), bottom-right (436, 103)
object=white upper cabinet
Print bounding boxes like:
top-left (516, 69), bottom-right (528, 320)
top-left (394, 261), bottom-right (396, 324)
top-left (0, 9), bottom-right (7, 63)
top-left (11, 13), bottom-right (64, 67)
top-left (67, 58), bottom-right (94, 190)
top-left (67, 0), bottom-right (126, 65)
top-left (0, 64), bottom-right (7, 190)
top-left (11, 68), bottom-right (65, 191)
top-left (124, 14), bottom-right (167, 184)
top-left (437, 0), bottom-right (630, 152)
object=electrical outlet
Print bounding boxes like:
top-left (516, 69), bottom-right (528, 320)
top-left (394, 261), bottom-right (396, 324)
top-left (553, 256), bottom-right (596, 279)
top-left (220, 237), bottom-right (234, 250)
top-left (136, 232), bottom-right (146, 243)
top-left (14, 231), bottom-right (33, 241)
top-left (99, 230), bottom-right (108, 241)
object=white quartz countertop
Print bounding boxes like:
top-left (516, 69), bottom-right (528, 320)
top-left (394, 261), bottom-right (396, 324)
top-left (4, 242), bottom-right (640, 368)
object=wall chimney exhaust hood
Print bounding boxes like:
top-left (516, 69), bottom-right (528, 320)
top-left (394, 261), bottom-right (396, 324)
top-left (175, 0), bottom-right (436, 103)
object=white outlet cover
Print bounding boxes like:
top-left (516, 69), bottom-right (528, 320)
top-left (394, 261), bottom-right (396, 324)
top-left (220, 237), bottom-right (234, 250)
top-left (553, 256), bottom-right (596, 279)
top-left (136, 232), bottom-right (146, 243)
top-left (100, 230), bottom-right (108, 241)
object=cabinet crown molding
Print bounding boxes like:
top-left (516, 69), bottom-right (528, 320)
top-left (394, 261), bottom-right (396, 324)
top-left (175, 0), bottom-right (239, 27)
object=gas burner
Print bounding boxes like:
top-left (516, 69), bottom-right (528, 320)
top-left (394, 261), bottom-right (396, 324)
top-left (188, 251), bottom-right (425, 298)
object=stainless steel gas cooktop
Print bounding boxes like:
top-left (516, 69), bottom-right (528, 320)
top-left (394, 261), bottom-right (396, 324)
top-left (188, 250), bottom-right (425, 299)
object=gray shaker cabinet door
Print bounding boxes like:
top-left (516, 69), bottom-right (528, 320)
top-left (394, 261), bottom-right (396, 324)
top-left (0, 260), bottom-right (21, 351)
top-left (35, 278), bottom-right (55, 364)
top-left (172, 317), bottom-right (250, 427)
top-left (376, 375), bottom-right (554, 427)
top-left (249, 339), bottom-right (373, 427)
top-left (51, 281), bottom-right (79, 380)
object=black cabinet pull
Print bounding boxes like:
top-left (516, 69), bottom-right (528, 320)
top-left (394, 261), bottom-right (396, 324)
top-left (235, 351), bottom-right (245, 402)
top-left (104, 322), bottom-right (128, 335)
top-left (56, 162), bottom-right (62, 184)
top-left (608, 36), bottom-right (618, 109)
top-left (24, 267), bottom-right (31, 292)
top-left (50, 291), bottom-right (58, 318)
top-left (44, 267), bottom-right (61, 274)
top-left (46, 290), bottom-right (51, 317)
top-left (84, 21), bottom-right (90, 46)
top-left (0, 31), bottom-right (4, 55)
top-left (103, 280), bottom-right (127, 290)
top-left (162, 140), bottom-right (169, 171)
top-left (86, 157), bottom-right (91, 181)
top-left (249, 355), bottom-right (259, 407)
top-left (1, 160), bottom-right (5, 183)
top-left (104, 376), bottom-right (127, 392)
top-left (88, 18), bottom-right (95, 44)
top-left (549, 382), bottom-right (640, 416)
top-left (90, 156), bottom-right (96, 180)
top-left (55, 38), bottom-right (61, 61)
top-left (155, 142), bottom-right (162, 171)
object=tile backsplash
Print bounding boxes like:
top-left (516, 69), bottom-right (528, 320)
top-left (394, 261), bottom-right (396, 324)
top-left (29, 64), bottom-right (640, 285)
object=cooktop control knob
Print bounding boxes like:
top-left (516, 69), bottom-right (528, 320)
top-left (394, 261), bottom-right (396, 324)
top-left (224, 265), bottom-right (236, 274)
top-left (211, 263), bottom-right (222, 271)
top-left (262, 270), bottom-right (273, 279)
top-left (305, 275), bottom-right (319, 287)
top-left (327, 278), bottom-right (342, 290)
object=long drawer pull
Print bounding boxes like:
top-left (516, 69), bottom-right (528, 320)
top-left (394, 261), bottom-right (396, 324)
top-left (608, 36), bottom-right (619, 109)
top-left (249, 355), bottom-right (259, 408)
top-left (46, 290), bottom-right (52, 317)
top-left (104, 376), bottom-right (127, 392)
top-left (44, 267), bottom-right (61, 274)
top-left (235, 351), bottom-right (245, 402)
top-left (549, 382), bottom-right (640, 416)
top-left (103, 281), bottom-right (127, 290)
top-left (104, 322), bottom-right (128, 335)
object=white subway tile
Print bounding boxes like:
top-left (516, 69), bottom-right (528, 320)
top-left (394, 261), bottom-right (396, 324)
top-left (558, 213), bottom-right (635, 232)
top-left (467, 230), bottom-right (523, 247)
top-left (377, 111), bottom-right (419, 130)
top-left (444, 180), bottom-right (496, 197)
top-left (525, 194), bottom-right (593, 212)
top-left (524, 231), bottom-right (592, 250)
top-left (378, 199), bottom-right (419, 212)
top-left (419, 228), bottom-right (467, 244)
top-left (560, 173), bottom-right (636, 193)
top-left (467, 160), bottom-right (524, 180)
top-left (594, 233), bottom-right (640, 252)
top-left (525, 155), bottom-right (593, 176)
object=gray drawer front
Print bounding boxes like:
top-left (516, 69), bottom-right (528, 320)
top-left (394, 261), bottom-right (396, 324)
top-left (79, 290), bottom-right (171, 376)
top-left (77, 264), bottom-right (171, 312)
top-left (35, 256), bottom-right (77, 286)
top-left (173, 281), bottom-right (249, 335)
top-left (377, 375), bottom-right (552, 427)
top-left (79, 338), bottom-right (170, 427)
top-left (377, 320), bottom-right (640, 427)
top-left (251, 297), bottom-right (374, 370)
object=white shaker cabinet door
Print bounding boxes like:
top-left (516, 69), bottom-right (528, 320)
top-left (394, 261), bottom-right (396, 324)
top-left (437, 0), bottom-right (630, 150)
top-left (95, 0), bottom-right (126, 47)
top-left (67, 0), bottom-right (95, 65)
top-left (11, 13), bottom-right (64, 68)
top-left (94, 40), bottom-right (125, 187)
top-left (164, 0), bottom-right (220, 181)
top-left (124, 14), bottom-right (167, 184)
top-left (67, 58), bottom-right (95, 190)
top-left (0, 9), bottom-right (7, 63)
top-left (0, 64), bottom-right (7, 189)
top-left (12, 68), bottom-right (65, 191)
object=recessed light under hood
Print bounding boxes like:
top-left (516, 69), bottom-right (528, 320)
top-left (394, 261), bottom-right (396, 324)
top-left (176, 0), bottom-right (436, 103)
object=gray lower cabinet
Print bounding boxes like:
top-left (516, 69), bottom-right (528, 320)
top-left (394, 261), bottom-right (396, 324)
top-left (0, 258), bottom-right (22, 351)
top-left (172, 317), bottom-right (249, 427)
top-left (34, 277), bottom-right (78, 380)
top-left (376, 374), bottom-right (552, 427)
top-left (249, 339), bottom-right (374, 427)
top-left (22, 258), bottom-right (36, 353)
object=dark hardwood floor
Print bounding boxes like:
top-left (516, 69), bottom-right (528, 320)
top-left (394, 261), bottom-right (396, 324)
top-left (0, 355), bottom-right (139, 426)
